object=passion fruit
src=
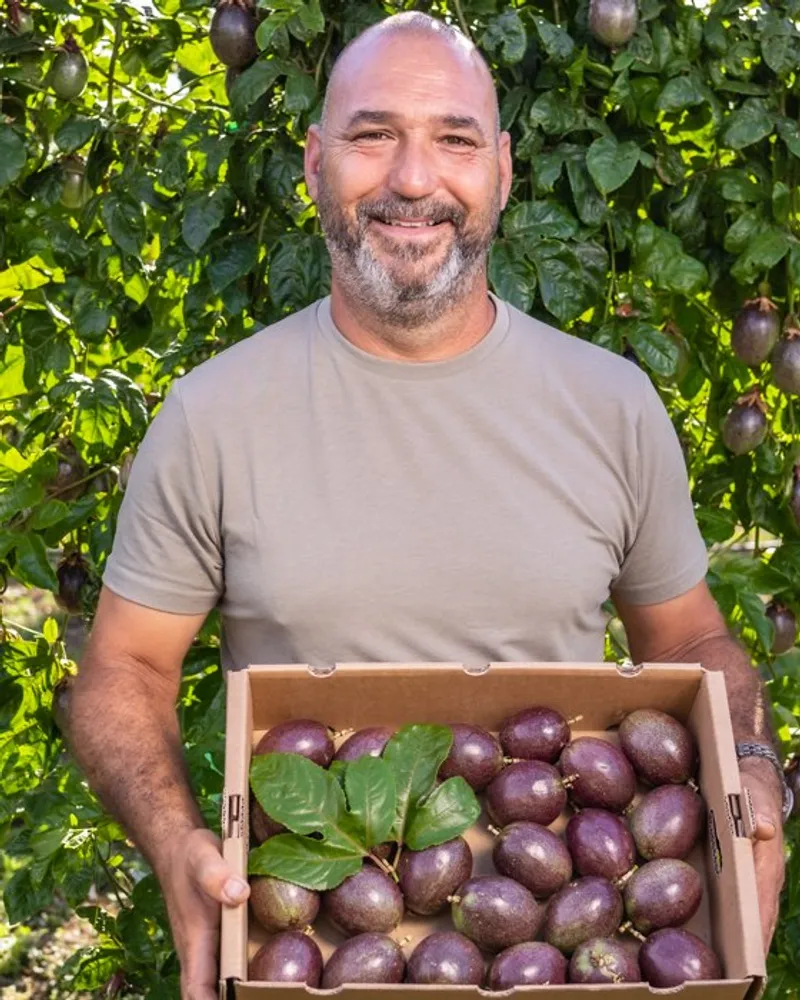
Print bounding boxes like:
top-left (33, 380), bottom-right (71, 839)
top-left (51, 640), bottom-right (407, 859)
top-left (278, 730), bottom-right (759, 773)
top-left (60, 155), bottom-right (90, 210)
top-left (766, 601), bottom-right (797, 654)
top-left (254, 719), bottom-right (334, 767)
top-left (485, 760), bottom-right (568, 826)
top-left (558, 737), bottom-right (636, 811)
top-left (406, 932), bottom-right (485, 986)
top-left (639, 928), bottom-right (721, 987)
top-left (499, 706), bottom-right (572, 763)
top-left (721, 390), bottom-right (768, 455)
top-left (731, 298), bottom-right (780, 367)
top-left (209, 0), bottom-right (257, 69)
top-left (322, 933), bottom-right (405, 987)
top-left (569, 937), bottom-right (642, 984)
top-left (772, 327), bottom-right (800, 395)
top-left (11, 7), bottom-right (34, 34)
top-left (49, 38), bottom-right (88, 101)
top-left (248, 930), bottom-right (322, 985)
top-left (588, 0), bottom-right (638, 47)
top-left (618, 708), bottom-right (696, 786)
top-left (55, 553), bottom-right (89, 614)
top-left (439, 723), bottom-right (503, 790)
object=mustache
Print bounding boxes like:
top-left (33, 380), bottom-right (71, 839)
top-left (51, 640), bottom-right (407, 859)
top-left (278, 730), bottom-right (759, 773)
top-left (356, 202), bottom-right (465, 227)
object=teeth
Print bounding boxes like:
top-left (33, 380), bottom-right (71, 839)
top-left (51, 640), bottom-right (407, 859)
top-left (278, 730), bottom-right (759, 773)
top-left (387, 220), bottom-right (437, 228)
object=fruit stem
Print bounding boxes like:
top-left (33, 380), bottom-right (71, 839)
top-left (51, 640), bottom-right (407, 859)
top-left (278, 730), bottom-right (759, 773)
top-left (332, 727), bottom-right (354, 740)
top-left (502, 756), bottom-right (522, 765)
top-left (567, 714), bottom-right (584, 725)
top-left (561, 773), bottom-right (578, 788)
top-left (687, 778), bottom-right (699, 793)
top-left (614, 865), bottom-right (638, 889)
top-left (487, 824), bottom-right (501, 837)
top-left (368, 852), bottom-right (398, 881)
top-left (446, 894), bottom-right (461, 904)
top-left (302, 925), bottom-right (315, 936)
top-left (618, 921), bottom-right (646, 943)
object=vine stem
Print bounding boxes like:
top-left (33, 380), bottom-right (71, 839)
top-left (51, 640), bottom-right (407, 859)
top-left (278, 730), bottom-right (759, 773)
top-left (452, 0), bottom-right (471, 39)
top-left (604, 218), bottom-right (616, 319)
top-left (106, 8), bottom-right (124, 115)
top-left (315, 22), bottom-right (334, 89)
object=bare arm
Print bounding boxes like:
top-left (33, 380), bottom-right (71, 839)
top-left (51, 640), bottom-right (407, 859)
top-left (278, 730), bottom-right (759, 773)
top-left (66, 585), bottom-right (208, 881)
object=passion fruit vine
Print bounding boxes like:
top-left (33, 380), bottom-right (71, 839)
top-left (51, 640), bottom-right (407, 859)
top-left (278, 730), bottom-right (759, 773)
top-left (721, 389), bottom-right (768, 455)
top-left (209, 0), bottom-right (257, 69)
top-left (49, 37), bottom-right (88, 101)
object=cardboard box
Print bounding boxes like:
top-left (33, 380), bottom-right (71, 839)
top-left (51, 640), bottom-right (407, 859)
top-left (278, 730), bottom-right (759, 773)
top-left (219, 662), bottom-right (766, 1000)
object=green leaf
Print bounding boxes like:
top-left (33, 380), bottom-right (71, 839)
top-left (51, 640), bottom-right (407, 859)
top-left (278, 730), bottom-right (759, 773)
top-left (73, 286), bottom-right (112, 341)
top-left (284, 69), bottom-right (316, 112)
top-left (250, 752), bottom-right (342, 836)
top-left (13, 534), bottom-right (58, 590)
top-left (249, 833), bottom-right (362, 890)
top-left (777, 117), bottom-right (800, 158)
top-left (383, 724), bottom-right (453, 844)
top-left (207, 237), bottom-right (258, 294)
top-left (344, 756), bottom-right (396, 848)
top-left (405, 777), bottom-right (481, 851)
top-left (0, 478), bottom-right (45, 520)
top-left (633, 222), bottom-right (707, 296)
top-left (55, 117), bottom-right (98, 155)
top-left (230, 58), bottom-right (282, 117)
top-left (656, 75), bottom-right (707, 112)
top-left (724, 208), bottom-right (765, 255)
top-left (0, 126), bottom-right (27, 188)
top-left (42, 616), bottom-right (59, 643)
top-left (624, 321), bottom-right (679, 376)
top-left (256, 12), bottom-right (291, 51)
top-left (533, 16), bottom-right (574, 64)
top-left (532, 243), bottom-right (590, 324)
top-left (730, 228), bottom-right (792, 285)
top-left (268, 233), bottom-right (330, 312)
top-left (480, 11), bottom-right (527, 65)
top-left (74, 378), bottom-right (121, 458)
top-left (27, 499), bottom-right (70, 530)
top-left (529, 91), bottom-right (583, 135)
top-left (182, 186), bottom-right (233, 253)
top-left (565, 151), bottom-right (607, 227)
top-left (739, 591), bottom-right (773, 655)
top-left (585, 136), bottom-right (641, 195)
top-left (488, 241), bottom-right (536, 312)
top-left (719, 99), bottom-right (775, 150)
top-left (101, 196), bottom-right (146, 257)
top-left (503, 200), bottom-right (579, 242)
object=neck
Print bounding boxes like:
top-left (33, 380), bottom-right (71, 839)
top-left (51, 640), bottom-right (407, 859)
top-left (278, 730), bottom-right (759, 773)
top-left (328, 276), bottom-right (496, 362)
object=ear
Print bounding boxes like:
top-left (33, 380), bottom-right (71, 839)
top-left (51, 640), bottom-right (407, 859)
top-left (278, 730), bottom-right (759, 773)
top-left (305, 124), bottom-right (322, 203)
top-left (498, 131), bottom-right (513, 211)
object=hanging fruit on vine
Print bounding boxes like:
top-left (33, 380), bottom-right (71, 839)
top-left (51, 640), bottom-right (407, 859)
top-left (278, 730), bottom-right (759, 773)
top-left (8, 0), bottom-right (34, 34)
top-left (56, 553), bottom-right (89, 614)
top-left (766, 601), bottom-right (797, 655)
top-left (49, 36), bottom-right (88, 101)
top-left (60, 155), bottom-right (90, 210)
top-left (209, 0), bottom-right (258, 69)
top-left (771, 320), bottom-right (800, 396)
top-left (588, 0), bottom-right (638, 48)
top-left (731, 297), bottom-right (780, 368)
top-left (721, 388), bottom-right (768, 456)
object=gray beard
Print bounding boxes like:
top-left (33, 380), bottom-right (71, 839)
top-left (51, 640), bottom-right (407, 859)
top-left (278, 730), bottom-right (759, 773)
top-left (315, 167), bottom-right (501, 341)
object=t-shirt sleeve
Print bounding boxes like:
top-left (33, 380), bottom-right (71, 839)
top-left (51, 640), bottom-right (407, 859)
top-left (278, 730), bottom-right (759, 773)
top-left (102, 382), bottom-right (223, 614)
top-left (610, 375), bottom-right (708, 605)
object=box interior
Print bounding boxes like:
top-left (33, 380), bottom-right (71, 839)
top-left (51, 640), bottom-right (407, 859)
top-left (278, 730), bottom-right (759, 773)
top-left (220, 663), bottom-right (766, 1000)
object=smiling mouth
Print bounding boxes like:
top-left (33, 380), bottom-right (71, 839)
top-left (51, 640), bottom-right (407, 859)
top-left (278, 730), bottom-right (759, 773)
top-left (370, 218), bottom-right (451, 236)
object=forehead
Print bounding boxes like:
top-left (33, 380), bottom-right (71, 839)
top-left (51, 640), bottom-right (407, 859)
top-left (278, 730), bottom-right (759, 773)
top-left (328, 32), bottom-right (495, 131)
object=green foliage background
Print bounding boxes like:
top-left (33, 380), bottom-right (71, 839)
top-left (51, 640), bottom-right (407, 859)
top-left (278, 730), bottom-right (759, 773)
top-left (1, 0), bottom-right (800, 993)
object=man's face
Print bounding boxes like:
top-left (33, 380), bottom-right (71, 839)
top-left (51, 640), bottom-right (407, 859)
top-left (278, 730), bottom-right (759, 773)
top-left (307, 32), bottom-right (512, 331)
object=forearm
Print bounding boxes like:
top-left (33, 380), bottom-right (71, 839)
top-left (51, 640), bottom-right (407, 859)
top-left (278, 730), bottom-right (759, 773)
top-left (674, 632), bottom-right (784, 802)
top-left (66, 656), bottom-right (205, 882)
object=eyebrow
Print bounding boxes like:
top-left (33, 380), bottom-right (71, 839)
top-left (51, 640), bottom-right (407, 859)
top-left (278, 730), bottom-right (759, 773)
top-left (344, 109), bottom-right (488, 143)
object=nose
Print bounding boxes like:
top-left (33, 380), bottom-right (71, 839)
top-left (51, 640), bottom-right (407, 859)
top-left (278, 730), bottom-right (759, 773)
top-left (386, 135), bottom-right (438, 201)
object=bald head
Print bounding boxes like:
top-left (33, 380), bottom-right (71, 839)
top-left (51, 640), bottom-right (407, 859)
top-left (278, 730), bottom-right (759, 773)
top-left (319, 13), bottom-right (500, 142)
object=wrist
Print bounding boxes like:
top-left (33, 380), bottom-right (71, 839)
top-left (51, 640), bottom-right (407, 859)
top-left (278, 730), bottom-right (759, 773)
top-left (737, 755), bottom-right (787, 819)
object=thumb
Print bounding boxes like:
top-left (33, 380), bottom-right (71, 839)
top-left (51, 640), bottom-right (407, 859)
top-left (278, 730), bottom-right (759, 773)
top-left (188, 832), bottom-right (251, 906)
top-left (742, 778), bottom-right (779, 841)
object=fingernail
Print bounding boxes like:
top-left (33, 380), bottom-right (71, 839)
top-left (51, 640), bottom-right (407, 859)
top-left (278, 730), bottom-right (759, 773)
top-left (223, 877), bottom-right (249, 903)
top-left (758, 816), bottom-right (776, 838)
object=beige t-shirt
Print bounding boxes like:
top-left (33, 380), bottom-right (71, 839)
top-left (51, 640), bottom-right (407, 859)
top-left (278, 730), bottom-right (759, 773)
top-left (103, 294), bottom-right (708, 671)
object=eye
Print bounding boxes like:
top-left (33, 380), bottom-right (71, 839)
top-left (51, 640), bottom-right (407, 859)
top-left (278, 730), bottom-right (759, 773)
top-left (443, 135), bottom-right (475, 147)
top-left (354, 131), bottom-right (390, 141)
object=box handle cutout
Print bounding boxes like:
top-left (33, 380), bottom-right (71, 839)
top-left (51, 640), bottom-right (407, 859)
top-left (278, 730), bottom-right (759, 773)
top-left (307, 664), bottom-right (336, 677)
top-left (614, 659), bottom-right (644, 677)
top-left (463, 663), bottom-right (490, 676)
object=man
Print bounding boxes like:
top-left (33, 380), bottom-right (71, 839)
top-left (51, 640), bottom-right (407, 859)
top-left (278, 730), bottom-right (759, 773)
top-left (66, 12), bottom-right (787, 1000)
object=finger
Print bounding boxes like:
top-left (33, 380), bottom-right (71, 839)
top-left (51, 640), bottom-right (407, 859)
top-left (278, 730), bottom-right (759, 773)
top-left (182, 923), bottom-right (222, 998)
top-left (189, 836), bottom-right (250, 905)
top-left (184, 986), bottom-right (218, 1000)
top-left (740, 777), bottom-right (780, 841)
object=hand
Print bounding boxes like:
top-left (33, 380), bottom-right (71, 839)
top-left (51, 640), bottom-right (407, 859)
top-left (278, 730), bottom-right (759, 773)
top-left (160, 827), bottom-right (250, 1000)
top-left (738, 758), bottom-right (786, 956)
